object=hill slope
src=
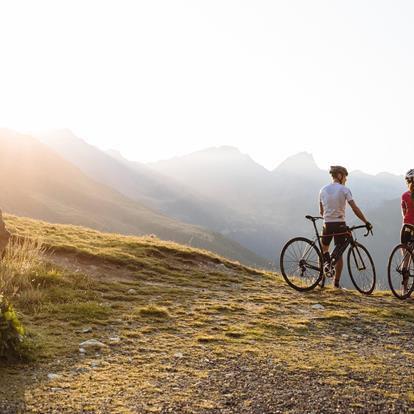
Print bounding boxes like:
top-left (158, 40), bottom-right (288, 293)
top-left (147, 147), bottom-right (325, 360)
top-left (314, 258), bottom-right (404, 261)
top-left (37, 130), bottom-right (247, 233)
top-left (0, 130), bottom-right (266, 267)
top-left (1, 216), bottom-right (414, 413)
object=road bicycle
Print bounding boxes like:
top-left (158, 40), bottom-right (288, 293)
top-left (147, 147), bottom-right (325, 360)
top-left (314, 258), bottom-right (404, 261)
top-left (280, 215), bottom-right (376, 294)
top-left (387, 241), bottom-right (414, 300)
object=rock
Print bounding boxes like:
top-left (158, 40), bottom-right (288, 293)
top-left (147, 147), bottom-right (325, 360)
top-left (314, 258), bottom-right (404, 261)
top-left (79, 348), bottom-right (86, 354)
top-left (73, 367), bottom-right (89, 373)
top-left (109, 336), bottom-right (121, 344)
top-left (311, 304), bottom-right (325, 310)
top-left (47, 374), bottom-right (61, 380)
top-left (127, 289), bottom-right (137, 295)
top-left (174, 352), bottom-right (184, 359)
top-left (81, 327), bottom-right (93, 333)
top-left (79, 339), bottom-right (107, 351)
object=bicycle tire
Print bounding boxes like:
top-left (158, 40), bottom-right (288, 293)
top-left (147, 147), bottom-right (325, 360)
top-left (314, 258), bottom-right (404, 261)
top-left (387, 244), bottom-right (414, 300)
top-left (347, 242), bottom-right (376, 295)
top-left (280, 237), bottom-right (323, 292)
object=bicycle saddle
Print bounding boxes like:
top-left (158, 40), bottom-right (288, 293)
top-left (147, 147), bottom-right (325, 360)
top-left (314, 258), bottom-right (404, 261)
top-left (305, 215), bottom-right (323, 221)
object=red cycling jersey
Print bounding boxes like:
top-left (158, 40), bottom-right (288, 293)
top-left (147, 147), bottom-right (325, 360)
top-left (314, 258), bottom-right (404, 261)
top-left (401, 191), bottom-right (414, 225)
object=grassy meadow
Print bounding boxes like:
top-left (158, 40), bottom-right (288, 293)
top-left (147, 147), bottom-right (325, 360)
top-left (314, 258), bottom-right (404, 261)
top-left (0, 214), bottom-right (413, 413)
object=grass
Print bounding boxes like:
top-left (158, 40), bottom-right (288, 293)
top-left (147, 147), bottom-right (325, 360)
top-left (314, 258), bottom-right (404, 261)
top-left (0, 214), bottom-right (414, 411)
top-left (0, 236), bottom-right (46, 302)
top-left (4, 214), bottom-right (261, 274)
top-left (137, 305), bottom-right (170, 319)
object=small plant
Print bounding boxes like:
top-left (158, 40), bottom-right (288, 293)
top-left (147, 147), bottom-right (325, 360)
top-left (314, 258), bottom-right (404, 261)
top-left (0, 294), bottom-right (25, 360)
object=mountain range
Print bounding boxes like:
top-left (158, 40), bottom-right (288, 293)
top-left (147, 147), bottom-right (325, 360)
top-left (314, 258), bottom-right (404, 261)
top-left (3, 128), bottom-right (406, 287)
top-left (0, 129), bottom-right (266, 267)
top-left (149, 146), bottom-right (405, 287)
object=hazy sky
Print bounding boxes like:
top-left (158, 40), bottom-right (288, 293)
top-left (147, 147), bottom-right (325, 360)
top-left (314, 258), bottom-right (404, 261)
top-left (0, 1), bottom-right (413, 174)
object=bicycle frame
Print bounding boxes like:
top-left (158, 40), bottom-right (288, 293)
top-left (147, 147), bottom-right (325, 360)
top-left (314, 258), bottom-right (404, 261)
top-left (307, 217), bottom-right (369, 268)
top-left (280, 216), bottom-right (375, 294)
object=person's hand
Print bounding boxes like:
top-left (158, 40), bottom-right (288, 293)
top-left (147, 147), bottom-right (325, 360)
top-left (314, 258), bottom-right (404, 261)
top-left (365, 221), bottom-right (373, 231)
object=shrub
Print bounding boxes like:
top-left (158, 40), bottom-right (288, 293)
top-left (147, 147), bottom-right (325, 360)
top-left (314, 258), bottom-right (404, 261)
top-left (0, 237), bottom-right (43, 360)
top-left (0, 294), bottom-right (25, 360)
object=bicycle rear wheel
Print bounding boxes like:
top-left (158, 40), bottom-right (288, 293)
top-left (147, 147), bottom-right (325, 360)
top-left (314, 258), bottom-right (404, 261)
top-left (347, 242), bottom-right (376, 295)
top-left (388, 244), bottom-right (414, 300)
top-left (280, 237), bottom-right (323, 291)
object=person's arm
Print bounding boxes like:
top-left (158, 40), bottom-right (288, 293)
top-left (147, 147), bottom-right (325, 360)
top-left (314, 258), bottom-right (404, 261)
top-left (402, 197), bottom-right (407, 218)
top-left (319, 190), bottom-right (324, 216)
top-left (348, 200), bottom-right (369, 224)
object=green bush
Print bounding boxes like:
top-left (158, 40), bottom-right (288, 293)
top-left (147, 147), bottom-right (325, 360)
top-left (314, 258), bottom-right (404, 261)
top-left (0, 294), bottom-right (25, 360)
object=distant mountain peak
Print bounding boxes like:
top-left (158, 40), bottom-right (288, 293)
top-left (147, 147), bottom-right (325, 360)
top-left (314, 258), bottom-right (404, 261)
top-left (215, 145), bottom-right (241, 153)
top-left (36, 128), bottom-right (84, 144)
top-left (274, 152), bottom-right (319, 172)
top-left (176, 145), bottom-right (268, 172)
top-left (106, 149), bottom-right (125, 161)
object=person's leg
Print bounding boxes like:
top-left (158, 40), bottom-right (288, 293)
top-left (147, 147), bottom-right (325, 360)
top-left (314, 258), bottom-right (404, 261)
top-left (321, 224), bottom-right (332, 261)
top-left (334, 257), bottom-right (343, 287)
top-left (400, 226), bottom-right (410, 293)
top-left (322, 243), bottom-right (329, 256)
top-left (333, 223), bottom-right (348, 288)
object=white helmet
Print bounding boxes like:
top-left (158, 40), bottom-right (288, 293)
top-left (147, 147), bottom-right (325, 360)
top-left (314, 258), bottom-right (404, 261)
top-left (405, 169), bottom-right (414, 181)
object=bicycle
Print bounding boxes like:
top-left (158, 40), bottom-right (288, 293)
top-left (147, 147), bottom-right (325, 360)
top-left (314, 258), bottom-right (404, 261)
top-left (280, 215), bottom-right (376, 294)
top-left (387, 241), bottom-right (414, 300)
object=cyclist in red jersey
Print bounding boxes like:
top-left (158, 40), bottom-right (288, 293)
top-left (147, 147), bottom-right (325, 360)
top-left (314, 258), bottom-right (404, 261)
top-left (400, 169), bottom-right (414, 293)
top-left (401, 169), bottom-right (414, 232)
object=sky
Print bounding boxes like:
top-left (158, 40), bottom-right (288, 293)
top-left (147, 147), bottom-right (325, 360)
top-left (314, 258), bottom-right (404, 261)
top-left (0, 0), bottom-right (413, 174)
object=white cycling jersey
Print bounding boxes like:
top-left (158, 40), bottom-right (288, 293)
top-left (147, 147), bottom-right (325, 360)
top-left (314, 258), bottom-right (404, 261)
top-left (319, 182), bottom-right (353, 223)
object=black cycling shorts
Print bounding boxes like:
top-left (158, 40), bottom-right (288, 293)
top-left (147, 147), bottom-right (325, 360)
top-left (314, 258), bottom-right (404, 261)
top-left (401, 224), bottom-right (414, 244)
top-left (322, 222), bottom-right (349, 247)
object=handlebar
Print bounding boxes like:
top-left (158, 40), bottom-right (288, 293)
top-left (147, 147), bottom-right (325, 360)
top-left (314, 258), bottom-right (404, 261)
top-left (348, 224), bottom-right (373, 237)
top-left (306, 215), bottom-right (373, 237)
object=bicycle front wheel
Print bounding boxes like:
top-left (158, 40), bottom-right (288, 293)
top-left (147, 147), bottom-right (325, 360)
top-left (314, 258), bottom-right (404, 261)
top-left (388, 244), bottom-right (414, 300)
top-left (280, 237), bottom-right (323, 291)
top-left (347, 242), bottom-right (376, 295)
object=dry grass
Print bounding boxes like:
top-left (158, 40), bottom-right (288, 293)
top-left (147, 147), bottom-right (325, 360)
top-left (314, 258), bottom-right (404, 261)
top-left (0, 214), bottom-right (413, 412)
top-left (4, 214), bottom-right (261, 275)
top-left (0, 236), bottom-right (46, 302)
top-left (137, 305), bottom-right (170, 319)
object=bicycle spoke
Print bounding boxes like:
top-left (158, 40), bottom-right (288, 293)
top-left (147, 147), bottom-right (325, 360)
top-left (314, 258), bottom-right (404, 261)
top-left (280, 238), bottom-right (322, 291)
top-left (348, 243), bottom-right (375, 294)
top-left (388, 244), bottom-right (414, 299)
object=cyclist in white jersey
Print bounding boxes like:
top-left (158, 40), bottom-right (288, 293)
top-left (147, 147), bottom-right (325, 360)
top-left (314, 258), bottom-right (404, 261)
top-left (319, 166), bottom-right (372, 288)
